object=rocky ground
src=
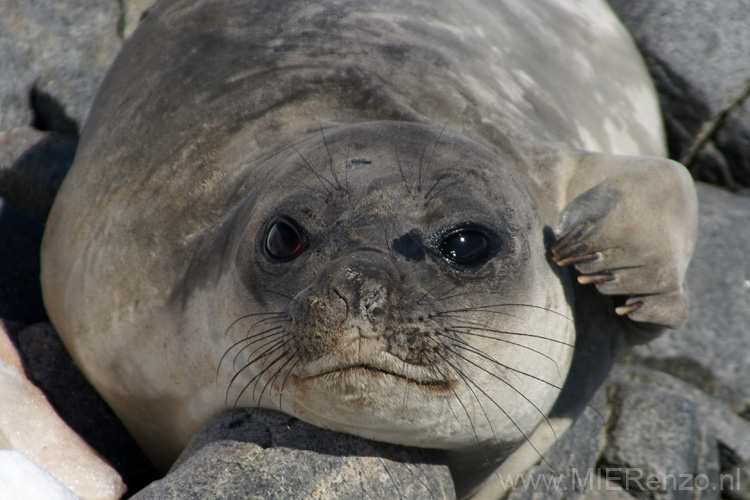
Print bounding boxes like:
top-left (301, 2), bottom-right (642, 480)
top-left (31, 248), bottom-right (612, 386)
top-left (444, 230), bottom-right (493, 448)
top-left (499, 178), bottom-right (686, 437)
top-left (1, 0), bottom-right (749, 499)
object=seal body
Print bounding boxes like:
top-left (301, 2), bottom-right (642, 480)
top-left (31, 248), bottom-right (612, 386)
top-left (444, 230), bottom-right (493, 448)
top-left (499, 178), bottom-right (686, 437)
top-left (41, 0), bottom-right (697, 497)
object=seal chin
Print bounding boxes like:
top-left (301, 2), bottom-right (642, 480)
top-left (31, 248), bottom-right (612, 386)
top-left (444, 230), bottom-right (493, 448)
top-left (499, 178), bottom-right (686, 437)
top-left (286, 375), bottom-right (467, 449)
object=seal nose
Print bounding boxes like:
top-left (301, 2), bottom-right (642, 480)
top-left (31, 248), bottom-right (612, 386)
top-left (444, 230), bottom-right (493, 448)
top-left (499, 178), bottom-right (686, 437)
top-left (329, 258), bottom-right (392, 324)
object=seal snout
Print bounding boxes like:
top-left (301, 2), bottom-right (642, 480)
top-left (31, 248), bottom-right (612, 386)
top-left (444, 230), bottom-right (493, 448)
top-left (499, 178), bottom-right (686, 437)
top-left (330, 266), bottom-right (390, 325)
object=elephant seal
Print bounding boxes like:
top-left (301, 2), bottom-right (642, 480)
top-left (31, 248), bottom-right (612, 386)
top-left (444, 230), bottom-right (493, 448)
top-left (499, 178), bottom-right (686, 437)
top-left (41, 0), bottom-right (698, 497)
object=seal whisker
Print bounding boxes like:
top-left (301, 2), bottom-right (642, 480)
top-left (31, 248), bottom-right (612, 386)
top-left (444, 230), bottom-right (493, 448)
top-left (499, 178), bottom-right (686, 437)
top-left (417, 121), bottom-right (448, 193)
top-left (396, 153), bottom-right (412, 195)
top-left (439, 309), bottom-right (526, 323)
top-left (218, 325), bottom-right (284, 374)
top-left (422, 169), bottom-right (453, 207)
top-left (447, 334), bottom-right (603, 420)
top-left (439, 303), bottom-right (573, 323)
top-left (226, 339), bottom-right (288, 409)
top-left (226, 336), bottom-right (286, 391)
top-left (230, 326), bottom-right (286, 370)
top-left (230, 332), bottom-right (287, 373)
top-left (441, 345), bottom-right (556, 470)
top-left (445, 327), bottom-right (562, 374)
top-left (236, 348), bottom-right (292, 413)
top-left (261, 289), bottom-right (296, 301)
top-left (434, 356), bottom-right (528, 487)
top-left (249, 348), bottom-right (297, 413)
top-left (245, 315), bottom-right (288, 331)
top-left (294, 179), bottom-right (330, 202)
top-left (444, 324), bottom-right (574, 347)
top-left (223, 312), bottom-right (286, 338)
top-left (229, 316), bottom-right (287, 342)
top-left (318, 120), bottom-right (343, 191)
top-left (443, 341), bottom-right (559, 443)
top-left (433, 289), bottom-right (499, 303)
top-left (418, 283), bottom-right (458, 305)
top-left (447, 334), bottom-right (564, 400)
top-left (430, 347), bottom-right (497, 447)
top-left (277, 354), bottom-right (303, 413)
top-left (291, 145), bottom-right (334, 196)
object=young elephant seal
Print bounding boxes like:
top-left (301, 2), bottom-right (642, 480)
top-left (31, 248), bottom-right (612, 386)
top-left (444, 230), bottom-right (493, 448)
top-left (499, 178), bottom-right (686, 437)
top-left (41, 0), bottom-right (698, 497)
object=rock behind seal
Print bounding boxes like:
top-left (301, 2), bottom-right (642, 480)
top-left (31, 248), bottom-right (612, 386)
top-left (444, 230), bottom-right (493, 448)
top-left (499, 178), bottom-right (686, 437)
top-left (607, 0), bottom-right (750, 189)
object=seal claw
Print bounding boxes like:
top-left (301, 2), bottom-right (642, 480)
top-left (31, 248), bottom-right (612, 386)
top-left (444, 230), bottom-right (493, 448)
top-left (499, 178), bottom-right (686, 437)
top-left (577, 273), bottom-right (616, 285)
top-left (554, 252), bottom-right (601, 267)
top-left (615, 301), bottom-right (644, 316)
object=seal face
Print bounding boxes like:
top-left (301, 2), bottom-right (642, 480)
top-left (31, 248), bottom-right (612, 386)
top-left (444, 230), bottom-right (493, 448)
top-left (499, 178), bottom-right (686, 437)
top-left (219, 123), bottom-right (575, 451)
top-left (40, 0), bottom-right (697, 496)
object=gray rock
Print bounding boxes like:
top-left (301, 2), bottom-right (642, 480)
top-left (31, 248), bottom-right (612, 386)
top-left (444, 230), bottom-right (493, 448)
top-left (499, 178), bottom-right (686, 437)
top-left (579, 481), bottom-right (638, 500)
top-left (0, 127), bottom-right (77, 222)
top-left (599, 379), bottom-right (714, 500)
top-left (623, 183), bottom-right (750, 415)
top-left (506, 388), bottom-right (608, 500)
top-left (133, 409), bottom-right (455, 500)
top-left (607, 0), bottom-right (750, 187)
top-left (0, 0), bottom-right (122, 132)
top-left (0, 199), bottom-right (46, 324)
top-left (607, 365), bottom-right (750, 466)
top-left (605, 364), bottom-right (750, 500)
top-left (122, 0), bottom-right (160, 39)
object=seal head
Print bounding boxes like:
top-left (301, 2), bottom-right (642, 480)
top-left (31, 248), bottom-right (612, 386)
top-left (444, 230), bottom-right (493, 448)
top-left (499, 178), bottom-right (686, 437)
top-left (208, 123), bottom-right (575, 453)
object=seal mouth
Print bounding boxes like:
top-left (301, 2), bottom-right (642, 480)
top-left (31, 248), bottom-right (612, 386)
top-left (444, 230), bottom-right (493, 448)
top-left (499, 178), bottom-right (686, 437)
top-left (313, 365), bottom-right (452, 391)
top-left (296, 348), bottom-right (455, 393)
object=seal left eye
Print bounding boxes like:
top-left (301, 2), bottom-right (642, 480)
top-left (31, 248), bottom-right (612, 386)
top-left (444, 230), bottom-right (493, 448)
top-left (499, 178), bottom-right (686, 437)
top-left (265, 219), bottom-right (303, 260)
top-left (439, 229), bottom-right (490, 266)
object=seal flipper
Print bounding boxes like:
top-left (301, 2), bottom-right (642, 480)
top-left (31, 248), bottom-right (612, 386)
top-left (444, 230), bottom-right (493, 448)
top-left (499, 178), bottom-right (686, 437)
top-left (550, 152), bottom-right (697, 338)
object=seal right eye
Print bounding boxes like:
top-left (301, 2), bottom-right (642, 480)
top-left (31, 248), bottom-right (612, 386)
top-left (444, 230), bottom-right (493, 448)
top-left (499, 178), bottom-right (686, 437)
top-left (265, 218), bottom-right (304, 261)
top-left (439, 228), bottom-right (491, 266)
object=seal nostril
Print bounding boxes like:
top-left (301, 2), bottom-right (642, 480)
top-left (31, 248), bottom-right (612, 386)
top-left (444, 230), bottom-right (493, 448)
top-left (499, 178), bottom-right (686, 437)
top-left (369, 307), bottom-right (385, 319)
top-left (331, 286), bottom-right (350, 315)
top-left (362, 283), bottom-right (388, 322)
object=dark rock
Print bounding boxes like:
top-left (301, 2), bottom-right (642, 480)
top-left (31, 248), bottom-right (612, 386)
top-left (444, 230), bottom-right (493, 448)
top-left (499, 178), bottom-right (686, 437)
top-left (607, 0), bottom-right (750, 188)
top-left (0, 199), bottom-right (46, 324)
top-left (723, 460), bottom-right (750, 500)
top-left (715, 98), bottom-right (750, 187)
top-left (0, 127), bottom-right (77, 222)
top-left (0, 0), bottom-right (122, 132)
top-left (133, 409), bottom-right (455, 500)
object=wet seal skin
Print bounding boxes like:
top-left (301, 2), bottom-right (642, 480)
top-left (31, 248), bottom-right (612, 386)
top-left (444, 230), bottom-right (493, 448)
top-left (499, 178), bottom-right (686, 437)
top-left (40, 0), bottom-right (698, 498)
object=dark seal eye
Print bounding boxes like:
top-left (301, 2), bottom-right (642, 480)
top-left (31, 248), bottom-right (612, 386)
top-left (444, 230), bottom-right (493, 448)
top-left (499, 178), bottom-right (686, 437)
top-left (439, 229), bottom-right (490, 266)
top-left (265, 218), bottom-right (304, 261)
